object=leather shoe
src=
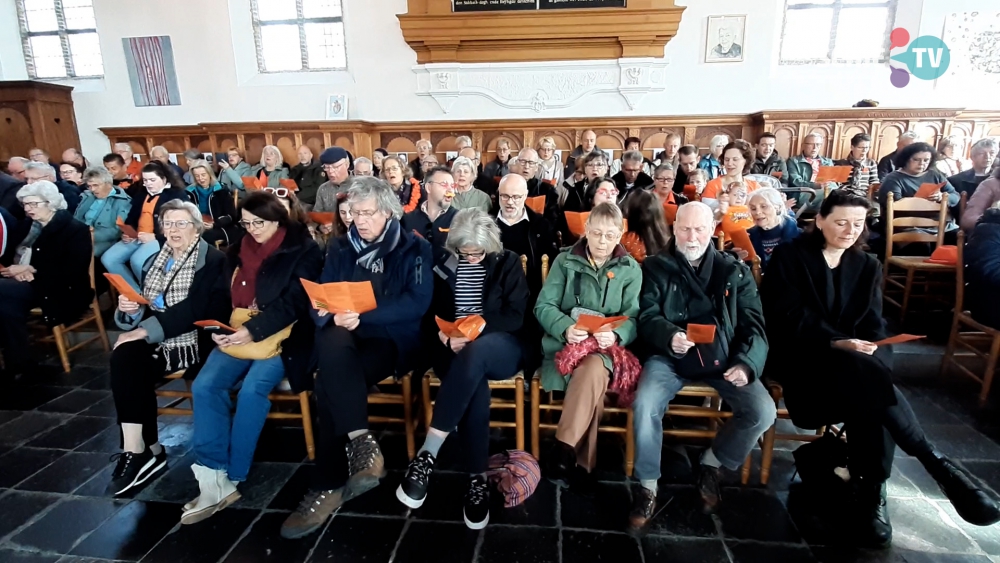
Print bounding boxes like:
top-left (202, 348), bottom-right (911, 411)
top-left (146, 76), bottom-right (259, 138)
top-left (854, 479), bottom-right (892, 549)
top-left (628, 485), bottom-right (657, 534)
top-left (544, 441), bottom-right (576, 488)
top-left (697, 465), bottom-right (722, 514)
top-left (923, 452), bottom-right (1000, 526)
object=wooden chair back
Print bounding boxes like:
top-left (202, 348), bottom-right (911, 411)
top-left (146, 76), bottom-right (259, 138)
top-left (867, 182), bottom-right (880, 202)
top-left (520, 254), bottom-right (527, 275)
top-left (541, 254), bottom-right (550, 282)
top-left (884, 196), bottom-right (948, 263)
top-left (751, 255), bottom-right (762, 286)
top-left (960, 191), bottom-right (968, 220)
top-left (955, 229), bottom-right (966, 312)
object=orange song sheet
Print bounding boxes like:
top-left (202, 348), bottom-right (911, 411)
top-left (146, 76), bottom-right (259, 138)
top-left (542, 178), bottom-right (557, 187)
top-left (240, 176), bottom-right (262, 190)
top-left (103, 273), bottom-right (149, 305)
top-left (721, 205), bottom-right (754, 235)
top-left (300, 279), bottom-right (377, 314)
top-left (815, 166), bottom-right (853, 184)
top-left (575, 314), bottom-right (628, 334)
top-left (525, 196), bottom-right (546, 214)
top-left (727, 228), bottom-right (757, 261)
top-left (435, 315), bottom-right (487, 341)
top-left (308, 212), bottom-right (336, 225)
top-left (194, 320), bottom-right (237, 333)
top-left (771, 171), bottom-right (783, 179)
top-left (565, 211), bottom-right (589, 237)
top-left (873, 334), bottom-right (925, 346)
top-left (115, 218), bottom-right (138, 239)
top-left (686, 324), bottom-right (716, 344)
top-left (683, 184), bottom-right (699, 200)
top-left (279, 179), bottom-right (298, 191)
top-left (915, 182), bottom-right (946, 199)
top-left (202, 214), bottom-right (213, 224)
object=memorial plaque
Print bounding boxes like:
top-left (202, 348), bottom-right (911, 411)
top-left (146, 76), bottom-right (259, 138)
top-left (539, 0), bottom-right (626, 8)
top-left (453, 0), bottom-right (538, 12)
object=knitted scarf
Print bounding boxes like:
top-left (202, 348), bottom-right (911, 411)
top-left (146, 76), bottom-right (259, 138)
top-left (232, 227), bottom-right (286, 308)
top-left (554, 339), bottom-right (642, 407)
top-left (142, 239), bottom-right (200, 371)
top-left (348, 218), bottom-right (401, 273)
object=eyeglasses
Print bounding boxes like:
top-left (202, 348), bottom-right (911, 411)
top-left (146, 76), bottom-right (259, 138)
top-left (22, 201), bottom-right (46, 209)
top-left (585, 163), bottom-right (607, 169)
top-left (263, 187), bottom-right (290, 198)
top-left (162, 220), bottom-right (194, 229)
top-left (323, 161), bottom-right (346, 170)
top-left (457, 250), bottom-right (486, 260)
top-left (498, 194), bottom-right (525, 203)
top-left (352, 209), bottom-right (380, 219)
top-left (519, 160), bottom-right (539, 168)
top-left (596, 188), bottom-right (619, 197)
top-left (654, 176), bottom-right (675, 182)
top-left (383, 166), bottom-right (402, 173)
top-left (238, 219), bottom-right (269, 230)
top-left (587, 230), bottom-right (622, 242)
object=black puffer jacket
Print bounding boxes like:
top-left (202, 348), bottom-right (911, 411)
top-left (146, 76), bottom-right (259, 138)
top-left (966, 211), bottom-right (1000, 330)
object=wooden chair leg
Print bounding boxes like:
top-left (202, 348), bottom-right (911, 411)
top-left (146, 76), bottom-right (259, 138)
top-left (421, 373), bottom-right (433, 430)
top-left (92, 301), bottom-right (110, 351)
top-left (531, 377), bottom-right (541, 459)
top-left (900, 269), bottom-right (916, 324)
top-left (741, 454), bottom-right (752, 485)
top-left (299, 391), bottom-right (316, 460)
top-left (759, 423), bottom-right (776, 485)
top-left (515, 376), bottom-right (525, 451)
top-left (708, 396), bottom-right (722, 433)
top-left (184, 378), bottom-right (194, 409)
top-left (625, 409), bottom-right (635, 477)
top-left (52, 325), bottom-right (71, 373)
top-left (941, 311), bottom-right (961, 376)
top-left (401, 373), bottom-right (415, 460)
top-left (979, 335), bottom-right (1000, 406)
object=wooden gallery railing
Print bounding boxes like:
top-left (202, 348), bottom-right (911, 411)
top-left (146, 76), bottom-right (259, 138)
top-left (100, 108), bottom-right (1000, 173)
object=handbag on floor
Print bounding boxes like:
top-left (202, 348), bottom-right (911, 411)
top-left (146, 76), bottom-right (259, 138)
top-left (486, 450), bottom-right (540, 508)
top-left (792, 426), bottom-right (849, 486)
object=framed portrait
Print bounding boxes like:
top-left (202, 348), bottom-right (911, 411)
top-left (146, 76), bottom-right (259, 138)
top-left (705, 15), bottom-right (746, 63)
top-left (326, 94), bottom-right (348, 120)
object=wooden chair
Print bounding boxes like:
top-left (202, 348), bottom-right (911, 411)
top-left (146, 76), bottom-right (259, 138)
top-left (420, 255), bottom-right (550, 452)
top-left (882, 196), bottom-right (955, 323)
top-left (369, 374), bottom-right (416, 460)
top-left (942, 230), bottom-right (999, 405)
top-left (32, 229), bottom-right (110, 372)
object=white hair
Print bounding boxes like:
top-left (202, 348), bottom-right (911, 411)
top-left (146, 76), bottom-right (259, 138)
top-left (805, 132), bottom-right (825, 142)
top-left (150, 145), bottom-right (169, 158)
top-left (451, 156), bottom-right (476, 175)
top-left (261, 145), bottom-right (283, 167)
top-left (971, 138), bottom-right (998, 156)
top-left (17, 180), bottom-right (67, 211)
top-left (749, 188), bottom-right (787, 226)
top-left (347, 176), bottom-right (404, 219)
top-left (354, 156), bottom-right (372, 166)
top-left (710, 135), bottom-right (730, 147)
top-left (900, 131), bottom-right (920, 141)
top-left (24, 161), bottom-right (57, 179)
top-left (446, 209), bottom-right (503, 255)
top-left (416, 139), bottom-right (432, 150)
top-left (113, 143), bottom-right (132, 155)
top-left (622, 150), bottom-right (644, 165)
top-left (455, 136), bottom-right (472, 148)
top-left (9, 156), bottom-right (30, 166)
top-left (159, 199), bottom-right (206, 234)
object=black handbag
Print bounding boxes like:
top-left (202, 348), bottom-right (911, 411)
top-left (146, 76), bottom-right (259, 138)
top-left (792, 426), bottom-right (849, 486)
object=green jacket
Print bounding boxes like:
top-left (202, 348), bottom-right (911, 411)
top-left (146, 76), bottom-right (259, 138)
top-left (786, 154), bottom-right (834, 191)
top-left (533, 241), bottom-right (642, 391)
top-left (637, 243), bottom-right (768, 381)
top-left (72, 187), bottom-right (132, 258)
top-left (248, 164), bottom-right (290, 188)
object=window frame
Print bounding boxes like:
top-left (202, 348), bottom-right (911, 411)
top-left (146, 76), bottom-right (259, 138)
top-left (778, 0), bottom-right (899, 66)
top-left (15, 0), bottom-right (103, 79)
top-left (249, 0), bottom-right (348, 74)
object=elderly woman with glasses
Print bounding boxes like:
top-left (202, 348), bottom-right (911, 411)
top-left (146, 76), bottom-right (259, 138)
top-left (744, 187), bottom-right (801, 267)
top-left (537, 136), bottom-right (565, 187)
top-left (282, 176), bottom-right (433, 540)
top-left (0, 181), bottom-right (93, 378)
top-left (183, 191), bottom-right (321, 525)
top-left (534, 203), bottom-right (641, 487)
top-left (380, 155), bottom-right (421, 213)
top-left (450, 156), bottom-right (491, 213)
top-left (249, 145), bottom-right (290, 189)
top-left (218, 147), bottom-right (253, 192)
top-left (108, 200), bottom-right (230, 497)
top-left (73, 166), bottom-right (133, 258)
top-left (186, 160), bottom-right (240, 246)
top-left (397, 209), bottom-right (530, 529)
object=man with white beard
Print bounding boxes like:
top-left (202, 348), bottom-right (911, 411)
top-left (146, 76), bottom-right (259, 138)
top-left (627, 202), bottom-right (774, 534)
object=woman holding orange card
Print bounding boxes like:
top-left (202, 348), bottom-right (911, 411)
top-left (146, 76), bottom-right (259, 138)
top-left (762, 191), bottom-right (999, 547)
top-left (108, 200), bottom-right (229, 497)
top-left (878, 142), bottom-right (959, 240)
top-left (397, 209), bottom-right (529, 529)
top-left (534, 203), bottom-right (642, 487)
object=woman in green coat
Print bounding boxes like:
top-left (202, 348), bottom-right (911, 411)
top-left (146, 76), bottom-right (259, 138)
top-left (533, 203), bottom-right (642, 485)
top-left (248, 145), bottom-right (291, 188)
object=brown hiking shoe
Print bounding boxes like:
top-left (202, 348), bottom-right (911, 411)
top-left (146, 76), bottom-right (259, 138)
top-left (345, 433), bottom-right (387, 498)
top-left (280, 488), bottom-right (345, 539)
top-left (628, 485), bottom-right (657, 534)
top-left (698, 465), bottom-right (722, 514)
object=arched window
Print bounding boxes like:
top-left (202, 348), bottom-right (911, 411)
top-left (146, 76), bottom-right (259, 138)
top-left (250, 0), bottom-right (348, 73)
top-left (15, 0), bottom-right (104, 78)
top-left (779, 0), bottom-right (899, 65)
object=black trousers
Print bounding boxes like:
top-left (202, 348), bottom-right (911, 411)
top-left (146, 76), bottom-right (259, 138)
top-left (313, 325), bottom-right (398, 490)
top-left (0, 279), bottom-right (36, 372)
top-left (783, 350), bottom-right (934, 483)
top-left (109, 339), bottom-right (167, 447)
top-left (430, 332), bottom-right (522, 474)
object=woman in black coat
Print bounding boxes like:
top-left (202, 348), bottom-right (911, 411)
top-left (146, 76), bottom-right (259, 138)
top-left (397, 209), bottom-right (529, 530)
top-left (0, 181), bottom-right (93, 377)
top-left (964, 208), bottom-right (1000, 330)
top-left (108, 200), bottom-right (231, 497)
top-left (760, 190), bottom-right (1000, 548)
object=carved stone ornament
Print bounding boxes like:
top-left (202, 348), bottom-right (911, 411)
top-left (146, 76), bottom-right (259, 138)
top-left (414, 58), bottom-right (669, 114)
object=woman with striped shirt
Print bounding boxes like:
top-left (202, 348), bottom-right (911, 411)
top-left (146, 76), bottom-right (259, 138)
top-left (396, 209), bottom-right (530, 530)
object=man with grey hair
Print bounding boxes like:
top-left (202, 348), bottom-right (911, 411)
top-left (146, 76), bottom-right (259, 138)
top-left (455, 136), bottom-right (473, 151)
top-left (282, 175), bottom-right (432, 540)
top-left (482, 139), bottom-right (513, 191)
top-left (353, 157), bottom-right (373, 177)
top-left (950, 138), bottom-right (998, 198)
top-left (878, 131), bottom-right (920, 180)
top-left (629, 201), bottom-right (772, 533)
top-left (787, 132), bottom-right (834, 207)
top-left (24, 161), bottom-right (81, 213)
top-left (403, 165), bottom-right (457, 253)
top-left (411, 139), bottom-right (434, 182)
top-left (612, 150), bottom-right (654, 202)
top-left (513, 147), bottom-right (562, 227)
top-left (150, 145), bottom-right (185, 178)
top-left (111, 143), bottom-right (141, 181)
top-left (7, 157), bottom-right (29, 182)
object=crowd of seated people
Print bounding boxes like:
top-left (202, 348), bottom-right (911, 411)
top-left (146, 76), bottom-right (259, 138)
top-left (2, 133), bottom-right (1000, 549)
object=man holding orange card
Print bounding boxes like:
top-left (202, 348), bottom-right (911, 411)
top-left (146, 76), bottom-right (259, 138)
top-left (402, 166), bottom-right (458, 255)
top-left (628, 202), bottom-right (773, 533)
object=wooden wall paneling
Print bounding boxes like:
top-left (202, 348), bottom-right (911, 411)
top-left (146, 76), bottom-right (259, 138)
top-left (0, 82), bottom-right (80, 162)
top-left (484, 131), bottom-right (523, 161)
top-left (771, 124), bottom-right (797, 160)
top-left (0, 106), bottom-right (33, 161)
top-left (876, 122), bottom-right (904, 161)
top-left (912, 121), bottom-right (943, 148)
top-left (274, 134), bottom-right (298, 166)
top-left (302, 133), bottom-right (325, 161)
top-left (245, 135), bottom-right (266, 165)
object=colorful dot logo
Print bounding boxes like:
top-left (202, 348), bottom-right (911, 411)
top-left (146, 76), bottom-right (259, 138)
top-left (888, 27), bottom-right (951, 88)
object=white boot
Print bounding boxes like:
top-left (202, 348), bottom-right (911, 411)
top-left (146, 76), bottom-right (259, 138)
top-left (181, 463), bottom-right (241, 525)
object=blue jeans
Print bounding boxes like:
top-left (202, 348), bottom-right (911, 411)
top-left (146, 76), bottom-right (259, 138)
top-left (192, 349), bottom-right (285, 482)
top-left (632, 355), bottom-right (776, 481)
top-left (101, 238), bottom-right (160, 291)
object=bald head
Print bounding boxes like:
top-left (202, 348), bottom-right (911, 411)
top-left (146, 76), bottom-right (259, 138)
top-left (459, 147), bottom-right (477, 161)
top-left (673, 202), bottom-right (715, 263)
top-left (582, 130), bottom-right (597, 152)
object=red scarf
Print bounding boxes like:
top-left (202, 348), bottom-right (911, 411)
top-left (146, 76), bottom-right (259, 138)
top-left (554, 339), bottom-right (642, 407)
top-left (232, 227), bottom-right (286, 308)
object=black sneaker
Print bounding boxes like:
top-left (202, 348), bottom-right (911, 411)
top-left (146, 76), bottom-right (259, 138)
top-left (108, 449), bottom-right (167, 496)
top-left (396, 451), bottom-right (436, 509)
top-left (464, 475), bottom-right (490, 530)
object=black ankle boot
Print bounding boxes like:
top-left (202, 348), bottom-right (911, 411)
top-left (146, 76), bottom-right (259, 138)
top-left (922, 452), bottom-right (1000, 526)
top-left (853, 479), bottom-right (892, 549)
top-left (544, 441), bottom-right (576, 488)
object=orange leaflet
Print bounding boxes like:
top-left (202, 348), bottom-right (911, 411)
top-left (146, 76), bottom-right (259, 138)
top-left (915, 182), bottom-right (946, 199)
top-left (194, 320), bottom-right (237, 333)
top-left (565, 211), bottom-right (589, 237)
top-left (435, 315), bottom-right (487, 341)
top-left (771, 171), bottom-right (783, 179)
top-left (202, 214), bottom-right (213, 224)
top-left (926, 245), bottom-right (957, 265)
top-left (727, 228), bottom-right (757, 261)
top-left (103, 273), bottom-right (149, 305)
top-left (525, 196), bottom-right (546, 214)
top-left (240, 176), bottom-right (262, 190)
top-left (686, 323), bottom-right (716, 344)
top-left (300, 279), bottom-right (377, 314)
top-left (308, 212), bottom-right (336, 225)
top-left (872, 334), bottom-right (925, 346)
top-left (115, 218), bottom-right (138, 239)
top-left (575, 314), bottom-right (628, 334)
top-left (721, 205), bottom-right (754, 235)
top-left (815, 166), bottom-right (853, 184)
top-left (279, 179), bottom-right (298, 191)
top-left (542, 178), bottom-right (557, 187)
top-left (683, 184), bottom-right (699, 200)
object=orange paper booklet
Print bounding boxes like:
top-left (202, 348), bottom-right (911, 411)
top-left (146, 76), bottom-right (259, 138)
top-left (103, 273), bottom-right (149, 305)
top-left (771, 171), bottom-right (783, 179)
top-left (240, 176), bottom-right (262, 190)
top-left (815, 166), bottom-right (853, 184)
top-left (873, 334), bottom-right (925, 346)
top-left (727, 228), bottom-right (757, 261)
top-left (202, 214), bottom-right (213, 224)
top-left (915, 182), bottom-right (946, 199)
top-left (194, 320), bottom-right (237, 333)
top-left (115, 218), bottom-right (138, 239)
top-left (525, 196), bottom-right (546, 214)
top-left (300, 279), bottom-right (377, 314)
top-left (279, 179), bottom-right (298, 191)
top-left (683, 184), bottom-right (699, 200)
top-left (686, 323), bottom-right (716, 344)
top-left (721, 206), bottom-right (754, 235)
top-left (435, 315), bottom-right (487, 341)
top-left (565, 211), bottom-right (589, 237)
top-left (308, 212), bottom-right (336, 225)
top-left (575, 314), bottom-right (628, 334)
